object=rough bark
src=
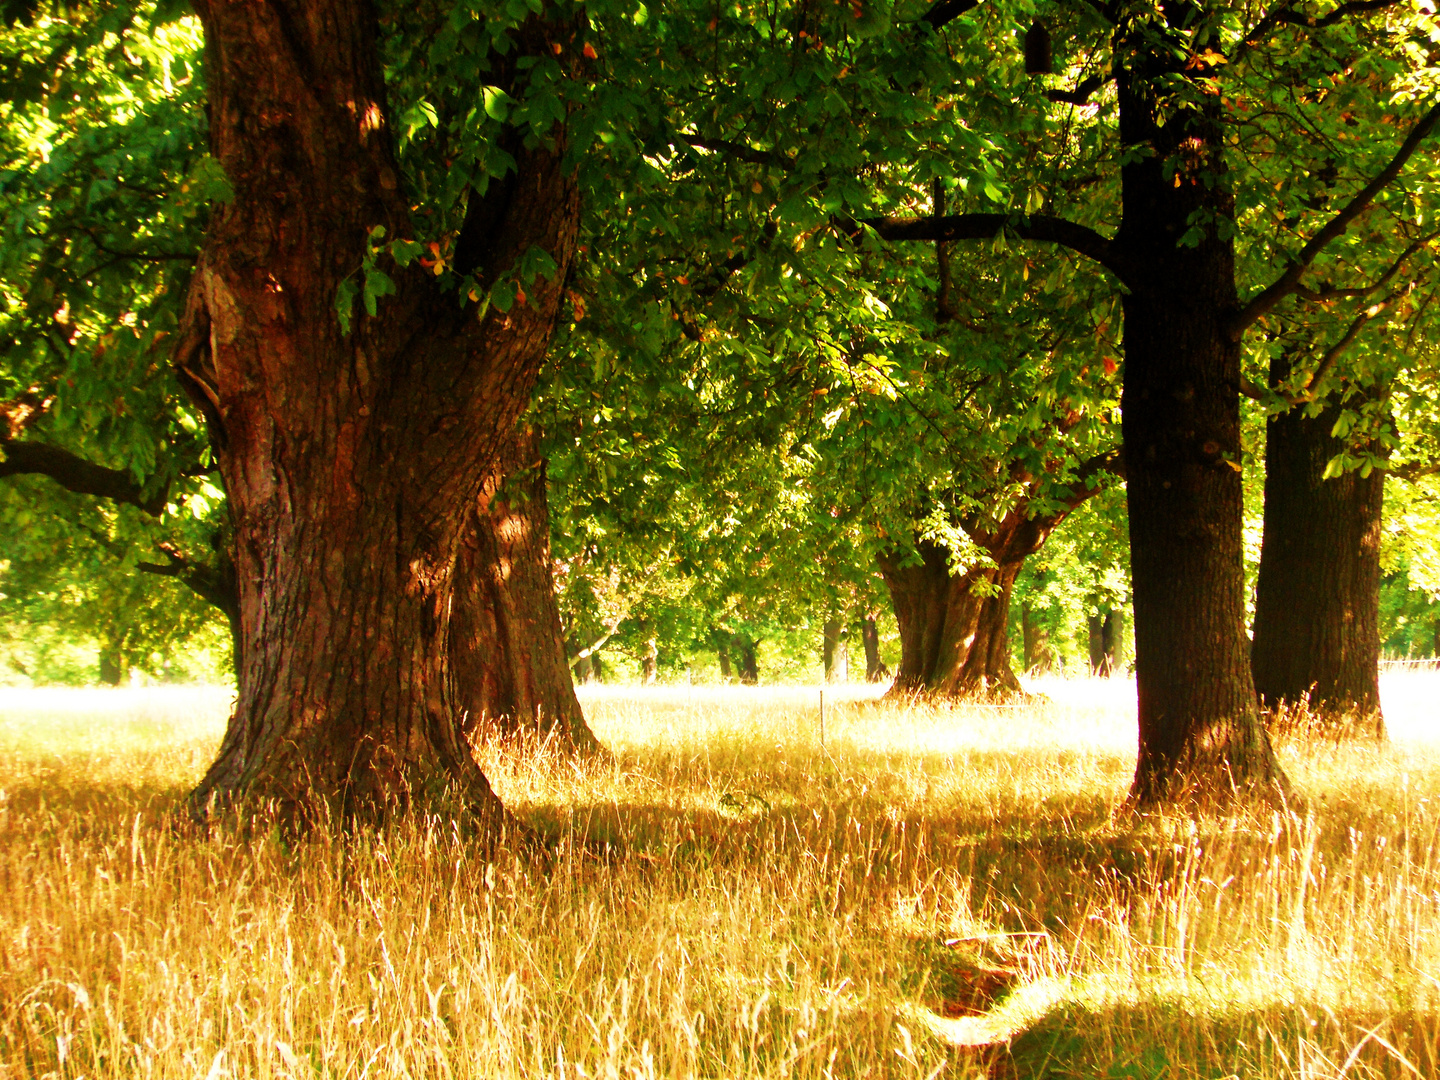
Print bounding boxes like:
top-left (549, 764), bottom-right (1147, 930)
top-left (640, 628), bottom-right (659, 685)
top-left (1115, 57), bottom-right (1287, 805)
top-left (450, 426), bottom-right (601, 754)
top-left (182, 0), bottom-right (581, 823)
top-left (1251, 364), bottom-right (1385, 735)
top-left (878, 509), bottom-right (1053, 699)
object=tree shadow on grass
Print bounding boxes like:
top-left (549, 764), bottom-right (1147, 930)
top-left (983, 1000), bottom-right (1440, 1079)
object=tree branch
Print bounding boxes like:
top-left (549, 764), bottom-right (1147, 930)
top-left (1045, 73), bottom-right (1110, 106)
top-left (920, 0), bottom-right (981, 30)
top-left (1238, 0), bottom-right (1405, 57)
top-left (863, 211), bottom-right (1133, 285)
top-left (681, 135), bottom-right (792, 171)
top-left (1230, 102), bottom-right (1440, 336)
top-left (136, 541), bottom-right (239, 619)
top-left (0, 438), bottom-right (166, 515)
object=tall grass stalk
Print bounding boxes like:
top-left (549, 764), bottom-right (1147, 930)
top-left (1, 675), bottom-right (1437, 1078)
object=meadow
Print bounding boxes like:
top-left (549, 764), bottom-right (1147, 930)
top-left (1, 673), bottom-right (1438, 1079)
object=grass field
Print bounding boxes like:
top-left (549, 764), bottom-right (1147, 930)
top-left (2, 673), bottom-right (1438, 1079)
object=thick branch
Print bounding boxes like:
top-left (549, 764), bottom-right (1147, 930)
top-left (137, 542), bottom-right (239, 619)
top-left (864, 212), bottom-right (1132, 284)
top-left (1231, 102), bottom-right (1440, 336)
top-left (1045, 73), bottom-right (1110, 106)
top-left (682, 135), bottom-right (792, 170)
top-left (0, 439), bottom-right (166, 515)
top-left (1238, 0), bottom-right (1405, 59)
top-left (920, 0), bottom-right (981, 29)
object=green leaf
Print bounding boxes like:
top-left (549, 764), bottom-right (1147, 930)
top-left (335, 277), bottom-right (357, 335)
top-left (483, 86), bottom-right (514, 122)
top-left (391, 239), bottom-right (425, 267)
top-left (362, 268), bottom-right (396, 317)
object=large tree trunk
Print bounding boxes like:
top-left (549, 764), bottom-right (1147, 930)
top-left (1251, 366), bottom-right (1385, 735)
top-left (1115, 64), bottom-right (1286, 805)
top-left (450, 426), bottom-right (601, 754)
top-left (953, 564), bottom-right (1023, 697)
top-left (182, 0), bottom-right (580, 823)
top-left (878, 517), bottom-right (1042, 699)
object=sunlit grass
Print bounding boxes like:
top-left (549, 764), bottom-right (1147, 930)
top-left (1, 673), bottom-right (1437, 1078)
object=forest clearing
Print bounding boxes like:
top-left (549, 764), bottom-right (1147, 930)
top-left (3, 672), bottom-right (1439, 1079)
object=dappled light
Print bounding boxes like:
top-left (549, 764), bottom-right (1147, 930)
top-left (3, 675), bottom-right (1438, 1077)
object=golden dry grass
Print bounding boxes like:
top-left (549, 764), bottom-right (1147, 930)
top-left (1, 674), bottom-right (1438, 1079)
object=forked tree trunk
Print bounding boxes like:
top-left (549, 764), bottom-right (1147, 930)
top-left (1251, 370), bottom-right (1385, 735)
top-left (953, 564), bottom-right (1023, 697)
top-left (1088, 609), bottom-right (1122, 676)
top-left (1115, 64), bottom-right (1286, 805)
top-left (181, 0), bottom-right (580, 822)
top-left (450, 426), bottom-right (601, 754)
top-left (878, 504), bottom-right (1072, 699)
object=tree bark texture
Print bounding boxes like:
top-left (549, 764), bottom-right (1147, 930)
top-left (181, 0), bottom-right (580, 821)
top-left (878, 508), bottom-right (1056, 699)
top-left (1251, 368), bottom-right (1385, 734)
top-left (450, 426), bottom-right (601, 753)
top-left (1115, 61), bottom-right (1286, 804)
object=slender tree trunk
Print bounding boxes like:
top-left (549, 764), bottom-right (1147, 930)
top-left (99, 628), bottom-right (128, 686)
top-left (716, 638), bottom-right (732, 681)
top-left (181, 0), bottom-right (580, 822)
top-left (641, 630), bottom-right (658, 685)
top-left (1087, 613), bottom-right (1107, 675)
top-left (1115, 65), bottom-right (1286, 805)
top-left (822, 617), bottom-right (847, 683)
top-left (1251, 366), bottom-right (1385, 736)
top-left (1022, 604), bottom-right (1052, 674)
top-left (1088, 609), bottom-right (1123, 676)
top-left (732, 635), bottom-right (759, 684)
top-left (860, 613), bottom-right (887, 682)
top-left (450, 426), bottom-right (601, 753)
top-left (1103, 610), bottom-right (1124, 674)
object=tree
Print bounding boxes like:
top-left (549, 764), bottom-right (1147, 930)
top-left (1250, 352), bottom-right (1387, 733)
top-left (859, 0), bottom-right (1440, 804)
top-left (173, 0), bottom-right (587, 822)
top-left (449, 425), bottom-right (601, 752)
